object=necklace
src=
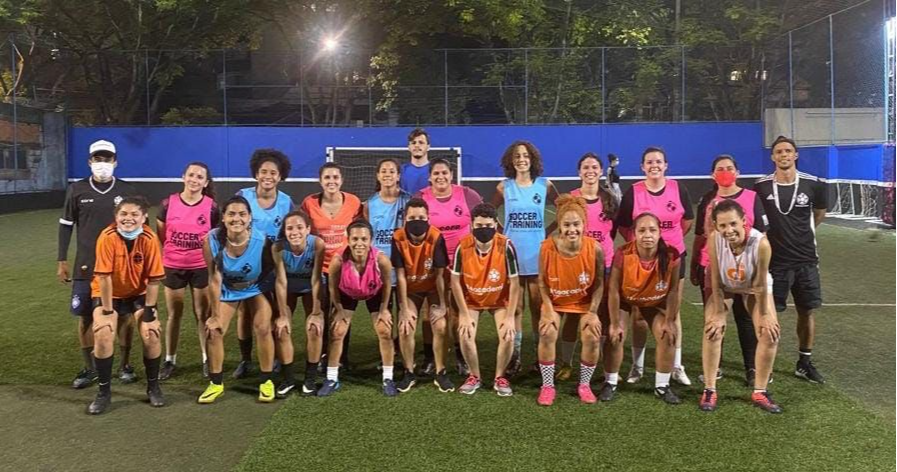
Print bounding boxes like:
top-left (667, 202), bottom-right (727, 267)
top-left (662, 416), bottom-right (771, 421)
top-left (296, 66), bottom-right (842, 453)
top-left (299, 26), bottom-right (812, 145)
top-left (772, 172), bottom-right (799, 215)
top-left (227, 236), bottom-right (249, 247)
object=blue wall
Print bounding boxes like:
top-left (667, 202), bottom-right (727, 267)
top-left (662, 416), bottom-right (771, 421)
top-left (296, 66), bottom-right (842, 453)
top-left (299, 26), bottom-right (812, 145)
top-left (69, 123), bottom-right (768, 180)
top-left (785, 144), bottom-right (895, 182)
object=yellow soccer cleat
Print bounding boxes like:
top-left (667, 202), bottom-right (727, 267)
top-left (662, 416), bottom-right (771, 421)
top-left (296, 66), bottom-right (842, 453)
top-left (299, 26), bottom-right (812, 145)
top-left (258, 379), bottom-right (275, 403)
top-left (198, 382), bottom-right (224, 404)
top-left (556, 365), bottom-right (574, 381)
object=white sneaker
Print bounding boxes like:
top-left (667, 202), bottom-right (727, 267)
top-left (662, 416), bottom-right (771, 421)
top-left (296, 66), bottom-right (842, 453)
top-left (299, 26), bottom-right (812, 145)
top-left (672, 366), bottom-right (692, 386)
top-left (626, 365), bottom-right (644, 384)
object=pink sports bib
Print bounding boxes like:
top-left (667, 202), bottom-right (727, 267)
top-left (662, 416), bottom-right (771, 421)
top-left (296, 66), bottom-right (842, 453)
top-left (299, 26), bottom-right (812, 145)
top-left (571, 189), bottom-right (614, 268)
top-left (631, 180), bottom-right (686, 253)
top-left (162, 194), bottom-right (214, 269)
top-left (338, 246), bottom-right (383, 301)
top-left (420, 185), bottom-right (471, 265)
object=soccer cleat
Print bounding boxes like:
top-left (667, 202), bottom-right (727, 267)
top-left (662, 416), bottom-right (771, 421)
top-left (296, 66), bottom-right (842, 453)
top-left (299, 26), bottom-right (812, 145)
top-left (698, 368), bottom-right (724, 384)
top-left (396, 371), bottom-right (417, 393)
top-left (202, 361), bottom-right (210, 379)
top-left (276, 380), bottom-right (296, 399)
top-left (577, 384), bottom-right (597, 404)
top-left (598, 383), bottom-right (617, 402)
top-left (556, 365), bottom-right (574, 381)
top-left (87, 391), bottom-right (111, 415)
top-left (654, 386), bottom-right (681, 405)
top-left (301, 378), bottom-right (318, 396)
top-left (119, 365), bottom-right (137, 384)
top-left (198, 382), bottom-right (224, 404)
top-left (159, 361), bottom-right (175, 381)
top-left (316, 379), bottom-right (341, 397)
top-left (147, 382), bottom-right (165, 407)
top-left (72, 369), bottom-right (98, 389)
top-left (416, 360), bottom-right (436, 377)
top-left (506, 354), bottom-right (522, 378)
top-left (382, 379), bottom-right (399, 397)
top-left (232, 360), bottom-right (253, 379)
top-left (626, 366), bottom-right (644, 384)
top-left (699, 389), bottom-right (718, 412)
top-left (258, 380), bottom-right (275, 403)
top-left (434, 369), bottom-right (455, 393)
top-left (458, 375), bottom-right (482, 395)
top-left (672, 366), bottom-right (692, 386)
top-left (795, 360), bottom-right (825, 384)
top-left (537, 386), bottom-right (557, 406)
top-left (751, 390), bottom-right (783, 414)
top-left (493, 377), bottom-right (513, 397)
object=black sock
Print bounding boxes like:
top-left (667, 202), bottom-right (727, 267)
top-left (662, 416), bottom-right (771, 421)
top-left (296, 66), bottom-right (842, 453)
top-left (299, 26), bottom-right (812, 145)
top-left (260, 371), bottom-right (272, 383)
top-left (82, 347), bottom-right (96, 371)
top-left (423, 343), bottom-right (434, 362)
top-left (305, 361), bottom-right (318, 381)
top-left (455, 343), bottom-right (464, 362)
top-left (239, 338), bottom-right (253, 362)
top-left (144, 356), bottom-right (161, 384)
top-left (210, 372), bottom-right (224, 385)
top-left (96, 356), bottom-right (114, 394)
top-left (341, 328), bottom-right (351, 364)
top-left (732, 296), bottom-right (758, 371)
top-left (799, 349), bottom-right (812, 364)
top-left (282, 362), bottom-right (295, 384)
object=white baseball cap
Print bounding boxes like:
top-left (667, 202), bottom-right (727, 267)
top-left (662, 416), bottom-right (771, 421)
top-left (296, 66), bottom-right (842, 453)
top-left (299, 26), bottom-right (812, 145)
top-left (89, 140), bottom-right (116, 155)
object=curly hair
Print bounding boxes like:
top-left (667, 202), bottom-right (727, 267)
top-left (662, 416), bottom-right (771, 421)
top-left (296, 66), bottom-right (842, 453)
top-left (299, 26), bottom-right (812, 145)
top-left (249, 148), bottom-right (291, 181)
top-left (500, 140), bottom-right (543, 179)
top-left (555, 193), bottom-right (588, 226)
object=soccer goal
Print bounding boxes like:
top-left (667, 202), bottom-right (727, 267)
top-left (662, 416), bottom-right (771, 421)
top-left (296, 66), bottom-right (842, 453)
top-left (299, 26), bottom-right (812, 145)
top-left (828, 179), bottom-right (895, 227)
top-left (326, 147), bottom-right (462, 198)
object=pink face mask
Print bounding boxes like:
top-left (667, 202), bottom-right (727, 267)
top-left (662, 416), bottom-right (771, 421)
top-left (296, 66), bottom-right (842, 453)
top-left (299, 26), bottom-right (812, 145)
top-left (713, 170), bottom-right (737, 187)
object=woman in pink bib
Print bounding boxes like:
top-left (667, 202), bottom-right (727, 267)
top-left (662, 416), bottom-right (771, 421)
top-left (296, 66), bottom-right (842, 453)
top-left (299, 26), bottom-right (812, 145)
top-left (156, 161), bottom-right (219, 380)
top-left (616, 146), bottom-right (694, 386)
top-left (317, 220), bottom-right (395, 397)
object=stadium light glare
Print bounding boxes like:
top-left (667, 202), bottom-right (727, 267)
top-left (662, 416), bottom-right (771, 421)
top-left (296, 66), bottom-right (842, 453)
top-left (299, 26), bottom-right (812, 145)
top-left (322, 36), bottom-right (340, 53)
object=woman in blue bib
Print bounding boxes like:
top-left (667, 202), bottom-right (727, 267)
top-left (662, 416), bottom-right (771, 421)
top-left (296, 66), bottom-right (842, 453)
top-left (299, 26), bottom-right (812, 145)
top-left (199, 196), bottom-right (276, 404)
top-left (364, 158), bottom-right (411, 287)
top-left (234, 149), bottom-right (295, 379)
top-left (273, 210), bottom-right (326, 397)
top-left (490, 141), bottom-right (559, 375)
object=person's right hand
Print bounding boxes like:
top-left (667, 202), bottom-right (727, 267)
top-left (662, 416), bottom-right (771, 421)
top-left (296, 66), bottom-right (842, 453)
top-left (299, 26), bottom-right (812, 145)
top-left (689, 264), bottom-right (701, 287)
top-left (57, 261), bottom-right (71, 283)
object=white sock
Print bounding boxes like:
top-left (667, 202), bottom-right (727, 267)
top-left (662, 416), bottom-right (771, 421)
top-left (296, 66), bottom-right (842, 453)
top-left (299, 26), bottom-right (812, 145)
top-left (631, 345), bottom-right (645, 370)
top-left (606, 372), bottom-right (619, 386)
top-left (655, 372), bottom-right (671, 389)
top-left (165, 354), bottom-right (177, 364)
top-left (560, 341), bottom-right (576, 366)
top-left (674, 347), bottom-right (682, 369)
top-left (327, 366), bottom-right (339, 382)
top-left (382, 365), bottom-right (394, 381)
top-left (201, 352), bottom-right (208, 363)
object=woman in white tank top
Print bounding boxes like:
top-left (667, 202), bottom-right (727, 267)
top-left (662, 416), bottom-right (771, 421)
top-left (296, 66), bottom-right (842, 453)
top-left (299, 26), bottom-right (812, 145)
top-left (701, 199), bottom-right (783, 414)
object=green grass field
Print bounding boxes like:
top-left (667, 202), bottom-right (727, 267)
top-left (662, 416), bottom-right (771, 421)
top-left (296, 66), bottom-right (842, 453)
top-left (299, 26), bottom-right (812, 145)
top-left (0, 209), bottom-right (894, 472)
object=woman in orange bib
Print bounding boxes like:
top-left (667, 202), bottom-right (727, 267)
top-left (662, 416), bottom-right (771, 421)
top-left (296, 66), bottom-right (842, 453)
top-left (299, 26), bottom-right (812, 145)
top-left (536, 195), bottom-right (605, 406)
top-left (606, 212), bottom-right (683, 404)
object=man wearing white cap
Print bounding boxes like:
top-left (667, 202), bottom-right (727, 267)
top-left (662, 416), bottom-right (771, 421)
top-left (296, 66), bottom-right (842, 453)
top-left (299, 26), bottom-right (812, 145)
top-left (58, 140), bottom-right (137, 389)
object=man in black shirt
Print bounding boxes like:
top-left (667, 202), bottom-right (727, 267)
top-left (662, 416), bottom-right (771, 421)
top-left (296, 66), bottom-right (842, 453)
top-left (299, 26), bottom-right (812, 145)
top-left (58, 140), bottom-right (137, 389)
top-left (754, 136), bottom-right (828, 384)
top-left (606, 153), bottom-right (622, 203)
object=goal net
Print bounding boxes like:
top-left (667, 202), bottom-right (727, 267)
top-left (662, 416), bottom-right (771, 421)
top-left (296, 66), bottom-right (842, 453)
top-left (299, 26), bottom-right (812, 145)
top-left (828, 180), bottom-right (895, 227)
top-left (326, 147), bottom-right (462, 198)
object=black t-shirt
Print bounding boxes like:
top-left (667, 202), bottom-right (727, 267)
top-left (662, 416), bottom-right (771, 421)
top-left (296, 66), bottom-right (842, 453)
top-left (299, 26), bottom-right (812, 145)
top-left (158, 194), bottom-right (221, 227)
top-left (390, 234), bottom-right (449, 269)
top-left (607, 166), bottom-right (621, 185)
top-left (615, 180), bottom-right (695, 229)
top-left (694, 188), bottom-right (768, 236)
top-left (753, 172), bottom-right (827, 268)
top-left (59, 178), bottom-right (138, 280)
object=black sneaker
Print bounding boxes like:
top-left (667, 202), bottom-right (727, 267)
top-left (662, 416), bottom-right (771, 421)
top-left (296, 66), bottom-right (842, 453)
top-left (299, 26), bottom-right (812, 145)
top-left (433, 369), bottom-right (455, 393)
top-left (382, 379), bottom-right (399, 397)
top-left (232, 360), bottom-right (254, 379)
top-left (301, 378), bottom-right (318, 396)
top-left (654, 386), bottom-right (681, 405)
top-left (795, 360), bottom-right (825, 384)
top-left (416, 360), bottom-right (436, 377)
top-left (598, 382), bottom-right (617, 402)
top-left (72, 369), bottom-right (98, 389)
top-left (276, 380), bottom-right (296, 399)
top-left (396, 371), bottom-right (417, 393)
top-left (147, 383), bottom-right (165, 407)
top-left (119, 365), bottom-right (137, 384)
top-left (159, 361), bottom-right (175, 381)
top-left (87, 391), bottom-right (111, 415)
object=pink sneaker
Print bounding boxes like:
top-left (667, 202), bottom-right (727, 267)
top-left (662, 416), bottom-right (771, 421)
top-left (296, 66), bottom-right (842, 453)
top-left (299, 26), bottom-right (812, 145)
top-left (577, 383), bottom-right (597, 404)
top-left (537, 386), bottom-right (556, 406)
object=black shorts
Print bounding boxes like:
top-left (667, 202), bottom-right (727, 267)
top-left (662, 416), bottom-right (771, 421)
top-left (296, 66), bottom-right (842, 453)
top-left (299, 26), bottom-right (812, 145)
top-left (338, 289), bottom-right (394, 314)
top-left (70, 279), bottom-right (92, 317)
top-left (678, 251), bottom-right (688, 280)
top-left (163, 267), bottom-right (209, 290)
top-left (287, 276), bottom-right (312, 295)
top-left (91, 296), bottom-right (146, 317)
top-left (770, 264), bottom-right (823, 312)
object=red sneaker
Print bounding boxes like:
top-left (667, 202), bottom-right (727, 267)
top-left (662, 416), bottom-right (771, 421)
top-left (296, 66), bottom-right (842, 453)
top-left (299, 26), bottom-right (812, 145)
top-left (537, 386), bottom-right (556, 406)
top-left (577, 384), bottom-right (597, 404)
top-left (699, 388), bottom-right (718, 412)
top-left (751, 390), bottom-right (783, 414)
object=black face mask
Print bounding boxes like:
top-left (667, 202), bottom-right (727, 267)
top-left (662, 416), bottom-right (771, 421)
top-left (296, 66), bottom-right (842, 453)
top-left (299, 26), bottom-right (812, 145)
top-left (472, 227), bottom-right (496, 244)
top-left (406, 219), bottom-right (430, 237)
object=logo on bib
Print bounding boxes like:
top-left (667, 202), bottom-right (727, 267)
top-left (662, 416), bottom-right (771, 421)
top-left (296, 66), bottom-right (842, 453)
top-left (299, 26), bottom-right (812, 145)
top-left (133, 252), bottom-right (144, 264)
top-left (796, 193), bottom-right (809, 206)
top-left (424, 258), bottom-right (433, 271)
top-left (533, 193), bottom-right (542, 205)
top-left (726, 264), bottom-right (746, 282)
top-left (274, 215), bottom-right (283, 227)
top-left (72, 294), bottom-right (81, 310)
top-left (666, 201), bottom-right (677, 212)
top-left (578, 271), bottom-right (590, 286)
top-left (113, 195), bottom-right (123, 206)
top-left (368, 280), bottom-right (378, 291)
top-left (241, 263), bottom-right (253, 274)
top-left (488, 269), bottom-right (501, 282)
top-left (655, 280), bottom-right (669, 292)
top-left (453, 205), bottom-right (463, 217)
top-left (197, 214), bottom-right (208, 226)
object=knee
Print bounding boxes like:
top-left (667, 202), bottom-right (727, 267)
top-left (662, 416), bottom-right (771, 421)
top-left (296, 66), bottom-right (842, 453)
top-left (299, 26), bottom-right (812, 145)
top-left (330, 321), bottom-right (349, 341)
top-left (375, 323), bottom-right (391, 340)
top-left (431, 318), bottom-right (446, 334)
top-left (581, 328), bottom-right (600, 346)
top-left (253, 317), bottom-right (271, 336)
top-left (539, 327), bottom-right (558, 344)
top-left (757, 330), bottom-right (778, 347)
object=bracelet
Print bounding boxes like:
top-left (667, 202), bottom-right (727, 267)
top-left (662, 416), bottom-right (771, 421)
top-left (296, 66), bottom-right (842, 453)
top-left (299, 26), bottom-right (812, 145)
top-left (102, 309), bottom-right (114, 316)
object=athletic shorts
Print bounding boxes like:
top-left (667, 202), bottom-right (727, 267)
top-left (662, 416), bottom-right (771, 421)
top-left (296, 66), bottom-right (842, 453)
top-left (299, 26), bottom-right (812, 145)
top-left (258, 271), bottom-right (276, 293)
top-left (70, 279), bottom-right (92, 317)
top-left (91, 295), bottom-right (146, 317)
top-left (287, 275), bottom-right (312, 295)
top-left (678, 251), bottom-right (688, 280)
top-left (163, 267), bottom-right (209, 290)
top-left (770, 264), bottom-right (822, 312)
top-left (338, 289), bottom-right (394, 314)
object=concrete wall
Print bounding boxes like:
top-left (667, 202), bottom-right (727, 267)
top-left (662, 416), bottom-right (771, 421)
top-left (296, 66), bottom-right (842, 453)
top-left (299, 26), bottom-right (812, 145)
top-left (764, 107), bottom-right (886, 146)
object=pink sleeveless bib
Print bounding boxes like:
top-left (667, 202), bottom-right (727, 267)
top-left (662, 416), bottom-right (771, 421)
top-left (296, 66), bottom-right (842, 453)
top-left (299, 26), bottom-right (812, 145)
top-left (699, 189), bottom-right (758, 267)
top-left (162, 194), bottom-right (214, 269)
top-left (571, 189), bottom-right (614, 268)
top-left (420, 185), bottom-right (471, 265)
top-left (338, 246), bottom-right (383, 301)
top-left (632, 180), bottom-right (686, 253)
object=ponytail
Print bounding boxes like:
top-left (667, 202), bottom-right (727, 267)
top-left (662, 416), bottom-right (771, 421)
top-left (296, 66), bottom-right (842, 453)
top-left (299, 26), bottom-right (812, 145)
top-left (657, 238), bottom-right (669, 280)
top-left (598, 185), bottom-right (618, 218)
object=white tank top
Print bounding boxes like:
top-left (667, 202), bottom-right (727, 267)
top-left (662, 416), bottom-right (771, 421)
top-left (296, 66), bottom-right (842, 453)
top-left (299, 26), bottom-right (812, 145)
top-left (714, 228), bottom-right (770, 294)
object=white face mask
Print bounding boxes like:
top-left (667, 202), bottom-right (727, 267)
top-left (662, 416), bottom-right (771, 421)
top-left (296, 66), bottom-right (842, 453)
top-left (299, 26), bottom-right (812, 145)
top-left (91, 162), bottom-right (115, 181)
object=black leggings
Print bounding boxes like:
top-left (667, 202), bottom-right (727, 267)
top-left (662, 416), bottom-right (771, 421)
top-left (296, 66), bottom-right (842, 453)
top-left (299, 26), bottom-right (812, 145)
top-left (699, 266), bottom-right (757, 371)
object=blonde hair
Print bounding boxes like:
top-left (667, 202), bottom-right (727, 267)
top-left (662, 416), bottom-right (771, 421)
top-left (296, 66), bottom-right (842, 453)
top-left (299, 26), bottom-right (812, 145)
top-left (555, 193), bottom-right (588, 225)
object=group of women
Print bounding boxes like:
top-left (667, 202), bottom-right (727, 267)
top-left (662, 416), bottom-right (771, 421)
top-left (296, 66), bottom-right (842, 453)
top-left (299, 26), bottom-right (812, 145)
top-left (151, 143), bottom-right (782, 413)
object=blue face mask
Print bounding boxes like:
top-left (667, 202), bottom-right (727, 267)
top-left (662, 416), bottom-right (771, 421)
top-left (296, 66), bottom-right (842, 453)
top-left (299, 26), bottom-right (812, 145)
top-left (117, 226), bottom-right (144, 240)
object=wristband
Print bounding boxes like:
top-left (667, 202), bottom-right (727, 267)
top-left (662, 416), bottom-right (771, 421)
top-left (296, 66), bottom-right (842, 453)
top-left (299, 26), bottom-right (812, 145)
top-left (142, 306), bottom-right (157, 322)
top-left (102, 309), bottom-right (114, 316)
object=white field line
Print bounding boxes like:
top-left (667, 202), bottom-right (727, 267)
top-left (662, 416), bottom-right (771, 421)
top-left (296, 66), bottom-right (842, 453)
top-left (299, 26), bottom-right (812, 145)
top-left (690, 302), bottom-right (895, 307)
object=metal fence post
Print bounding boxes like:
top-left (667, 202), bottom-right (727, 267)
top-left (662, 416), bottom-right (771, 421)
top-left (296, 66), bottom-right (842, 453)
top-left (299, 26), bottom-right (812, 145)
top-left (299, 49), bottom-right (304, 126)
top-left (10, 34), bottom-right (18, 193)
top-left (524, 48), bottom-right (529, 125)
top-left (601, 47), bottom-right (606, 123)
top-left (828, 15), bottom-right (835, 144)
top-left (222, 49), bottom-right (228, 126)
top-left (443, 49), bottom-right (449, 125)
top-left (788, 31), bottom-right (795, 138)
top-left (681, 45), bottom-right (686, 121)
top-left (145, 49), bottom-right (151, 125)
top-left (368, 62), bottom-right (373, 127)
